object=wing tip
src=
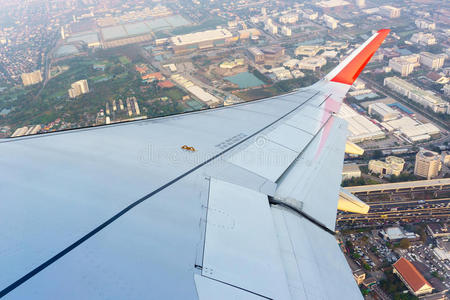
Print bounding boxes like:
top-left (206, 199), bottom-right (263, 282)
top-left (328, 28), bottom-right (390, 85)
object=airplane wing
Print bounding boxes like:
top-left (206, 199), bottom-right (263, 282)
top-left (0, 29), bottom-right (389, 299)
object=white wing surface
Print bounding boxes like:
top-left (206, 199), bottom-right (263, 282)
top-left (0, 30), bottom-right (390, 299)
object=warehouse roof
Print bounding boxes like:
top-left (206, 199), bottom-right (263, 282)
top-left (393, 257), bottom-right (432, 293)
top-left (170, 29), bottom-right (232, 46)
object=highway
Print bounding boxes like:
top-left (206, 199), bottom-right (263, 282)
top-left (338, 197), bottom-right (450, 222)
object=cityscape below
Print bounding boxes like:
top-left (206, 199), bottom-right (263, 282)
top-left (0, 0), bottom-right (449, 299)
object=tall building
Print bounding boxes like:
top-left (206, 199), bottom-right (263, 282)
top-left (414, 149), bottom-right (441, 179)
top-left (21, 70), bottom-right (43, 86)
top-left (380, 5), bottom-right (401, 18)
top-left (68, 80), bottom-right (89, 98)
top-left (388, 54), bottom-right (420, 77)
top-left (323, 15), bottom-right (338, 29)
top-left (419, 52), bottom-right (446, 70)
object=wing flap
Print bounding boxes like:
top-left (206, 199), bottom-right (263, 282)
top-left (271, 205), bottom-right (362, 299)
top-left (202, 178), bottom-right (290, 299)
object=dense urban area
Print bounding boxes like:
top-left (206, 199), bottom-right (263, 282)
top-left (0, 0), bottom-right (449, 298)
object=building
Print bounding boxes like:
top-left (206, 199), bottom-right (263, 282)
top-left (170, 29), bottom-right (234, 54)
top-left (382, 116), bottom-right (440, 142)
top-left (264, 19), bottom-right (278, 35)
top-left (68, 80), bottom-right (89, 98)
top-left (323, 15), bottom-right (338, 29)
top-left (297, 56), bottom-right (327, 71)
top-left (283, 59), bottom-right (300, 69)
top-left (21, 70), bottom-right (43, 86)
top-left (342, 164), bottom-right (361, 180)
top-left (384, 77), bottom-right (448, 114)
top-left (380, 226), bottom-right (417, 242)
top-left (369, 156), bottom-right (405, 176)
top-left (352, 79), bottom-right (366, 90)
top-left (388, 54), bottom-right (420, 77)
top-left (302, 10), bottom-right (318, 20)
top-left (271, 67), bottom-right (292, 80)
top-left (410, 32), bottom-right (436, 46)
top-left (338, 103), bottom-right (385, 142)
top-left (355, 0), bottom-right (365, 8)
top-left (261, 47), bottom-right (285, 60)
top-left (393, 257), bottom-right (433, 296)
top-left (420, 52), bottom-right (446, 70)
top-left (248, 47), bottom-right (264, 64)
top-left (295, 45), bottom-right (322, 57)
top-left (414, 149), bottom-right (441, 179)
top-left (219, 59), bottom-right (244, 69)
top-left (415, 19), bottom-right (436, 30)
top-left (444, 84), bottom-right (450, 96)
top-left (426, 223), bottom-right (449, 238)
top-left (11, 125), bottom-right (41, 137)
top-left (281, 26), bottom-right (292, 37)
top-left (279, 14), bottom-right (298, 24)
top-left (362, 278), bottom-right (377, 290)
top-left (368, 103), bottom-right (399, 121)
top-left (353, 269), bottom-right (365, 285)
top-left (379, 5), bottom-right (401, 18)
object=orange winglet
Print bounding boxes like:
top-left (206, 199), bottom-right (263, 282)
top-left (330, 29), bottom-right (390, 85)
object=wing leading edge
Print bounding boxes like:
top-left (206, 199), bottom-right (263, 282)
top-left (0, 30), bottom-right (389, 299)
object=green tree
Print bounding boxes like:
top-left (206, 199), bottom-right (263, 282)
top-left (399, 239), bottom-right (410, 249)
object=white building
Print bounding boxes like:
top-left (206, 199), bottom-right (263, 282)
top-left (279, 14), bottom-right (298, 24)
top-left (271, 67), bottom-right (292, 80)
top-left (369, 156), bottom-right (405, 176)
top-left (368, 103), bottom-right (399, 121)
top-left (264, 19), bottom-right (278, 34)
top-left (302, 10), bottom-right (318, 20)
top-left (384, 77), bottom-right (448, 114)
top-left (410, 32), bottom-right (436, 46)
top-left (355, 0), bottom-right (365, 8)
top-left (323, 15), bottom-right (338, 29)
top-left (281, 26), bottom-right (292, 36)
top-left (380, 5), bottom-right (401, 18)
top-left (338, 103), bottom-right (385, 142)
top-left (297, 56), bottom-right (327, 71)
top-left (352, 79), bottom-right (366, 90)
top-left (388, 54), bottom-right (420, 77)
top-left (415, 19), bottom-right (436, 30)
top-left (444, 84), bottom-right (450, 96)
top-left (415, 149), bottom-right (442, 179)
top-left (342, 164), bottom-right (361, 180)
top-left (419, 52), bottom-right (446, 70)
top-left (21, 70), bottom-right (43, 86)
top-left (68, 79), bottom-right (89, 98)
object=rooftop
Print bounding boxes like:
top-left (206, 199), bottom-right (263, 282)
top-left (170, 29), bottom-right (232, 46)
top-left (393, 257), bottom-right (432, 293)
